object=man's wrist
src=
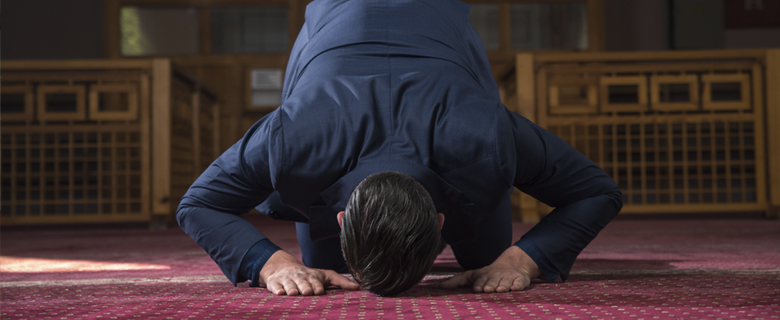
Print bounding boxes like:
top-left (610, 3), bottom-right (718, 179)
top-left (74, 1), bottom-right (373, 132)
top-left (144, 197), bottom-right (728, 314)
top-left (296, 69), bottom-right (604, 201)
top-left (514, 240), bottom-right (560, 282)
top-left (501, 245), bottom-right (541, 279)
top-left (258, 250), bottom-right (303, 284)
top-left (240, 239), bottom-right (282, 287)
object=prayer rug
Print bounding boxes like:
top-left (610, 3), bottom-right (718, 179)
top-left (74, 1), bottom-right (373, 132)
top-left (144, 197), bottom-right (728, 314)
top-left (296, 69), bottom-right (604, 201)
top-left (2, 215), bottom-right (779, 319)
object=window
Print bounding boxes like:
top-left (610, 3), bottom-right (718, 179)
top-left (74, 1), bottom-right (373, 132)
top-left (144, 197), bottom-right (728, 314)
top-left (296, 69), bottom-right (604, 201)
top-left (211, 7), bottom-right (289, 54)
top-left (469, 4), bottom-right (500, 51)
top-left (510, 3), bottom-right (588, 50)
top-left (120, 7), bottom-right (200, 56)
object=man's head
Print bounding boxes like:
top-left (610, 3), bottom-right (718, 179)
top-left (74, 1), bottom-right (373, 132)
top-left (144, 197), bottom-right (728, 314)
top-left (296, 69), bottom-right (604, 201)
top-left (338, 171), bottom-right (444, 296)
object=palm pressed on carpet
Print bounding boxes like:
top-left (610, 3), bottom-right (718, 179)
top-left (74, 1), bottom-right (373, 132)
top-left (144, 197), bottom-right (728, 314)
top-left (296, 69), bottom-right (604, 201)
top-left (2, 215), bottom-right (779, 319)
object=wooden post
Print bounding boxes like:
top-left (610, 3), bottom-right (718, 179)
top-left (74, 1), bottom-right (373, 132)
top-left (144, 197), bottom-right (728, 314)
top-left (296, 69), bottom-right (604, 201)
top-left (587, 0), bottom-right (606, 51)
top-left (191, 90), bottom-right (202, 181)
top-left (213, 102), bottom-right (221, 156)
top-left (516, 53), bottom-right (536, 121)
top-left (498, 3), bottom-right (511, 51)
top-left (514, 53), bottom-right (540, 223)
top-left (104, 0), bottom-right (120, 58)
top-left (199, 7), bottom-right (211, 55)
top-left (140, 74), bottom-right (152, 223)
top-left (151, 59), bottom-right (172, 217)
top-left (766, 49), bottom-right (780, 219)
top-left (750, 64), bottom-right (767, 216)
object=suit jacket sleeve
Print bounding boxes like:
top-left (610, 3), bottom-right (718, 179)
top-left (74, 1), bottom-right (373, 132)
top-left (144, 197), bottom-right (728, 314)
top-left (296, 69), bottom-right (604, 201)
top-left (176, 112), bottom-right (280, 285)
top-left (507, 110), bottom-right (623, 282)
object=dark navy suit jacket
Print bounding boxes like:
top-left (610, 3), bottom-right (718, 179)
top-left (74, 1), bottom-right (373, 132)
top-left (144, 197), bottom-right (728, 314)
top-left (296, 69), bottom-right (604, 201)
top-left (177, 0), bottom-right (622, 286)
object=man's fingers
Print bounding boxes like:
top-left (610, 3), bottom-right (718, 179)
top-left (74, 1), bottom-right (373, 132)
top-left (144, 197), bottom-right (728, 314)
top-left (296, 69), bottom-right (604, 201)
top-left (439, 271), bottom-right (473, 289)
top-left (496, 276), bottom-right (515, 293)
top-left (324, 271), bottom-right (360, 290)
top-left (510, 274), bottom-right (529, 291)
top-left (309, 276), bottom-right (327, 295)
top-left (294, 277), bottom-right (316, 296)
top-left (472, 272), bottom-right (489, 293)
top-left (267, 281), bottom-right (286, 296)
top-left (282, 279), bottom-right (300, 296)
top-left (480, 274), bottom-right (502, 293)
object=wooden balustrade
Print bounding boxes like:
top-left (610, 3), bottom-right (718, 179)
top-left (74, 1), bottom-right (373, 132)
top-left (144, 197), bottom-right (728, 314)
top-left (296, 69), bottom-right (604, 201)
top-left (0, 59), bottom-right (220, 226)
top-left (505, 49), bottom-right (780, 221)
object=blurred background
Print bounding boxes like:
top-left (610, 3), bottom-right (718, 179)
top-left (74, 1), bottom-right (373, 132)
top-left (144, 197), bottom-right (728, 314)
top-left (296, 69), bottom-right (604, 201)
top-left (1, 0), bottom-right (779, 227)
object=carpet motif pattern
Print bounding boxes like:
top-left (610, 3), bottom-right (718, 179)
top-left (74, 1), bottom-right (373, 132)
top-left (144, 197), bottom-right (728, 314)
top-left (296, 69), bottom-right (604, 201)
top-left (2, 217), bottom-right (779, 319)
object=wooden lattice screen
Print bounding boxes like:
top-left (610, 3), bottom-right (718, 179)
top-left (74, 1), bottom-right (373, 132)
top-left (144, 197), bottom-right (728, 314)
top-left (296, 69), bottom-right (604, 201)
top-left (1, 60), bottom-right (220, 226)
top-left (506, 50), bottom-right (780, 220)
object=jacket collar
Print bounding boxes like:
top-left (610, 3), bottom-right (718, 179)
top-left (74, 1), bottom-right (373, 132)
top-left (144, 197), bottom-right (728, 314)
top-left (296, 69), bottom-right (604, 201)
top-left (308, 158), bottom-right (478, 244)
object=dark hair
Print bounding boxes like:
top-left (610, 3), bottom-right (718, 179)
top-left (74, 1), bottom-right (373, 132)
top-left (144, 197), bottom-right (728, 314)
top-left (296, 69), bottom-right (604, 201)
top-left (340, 171), bottom-right (441, 296)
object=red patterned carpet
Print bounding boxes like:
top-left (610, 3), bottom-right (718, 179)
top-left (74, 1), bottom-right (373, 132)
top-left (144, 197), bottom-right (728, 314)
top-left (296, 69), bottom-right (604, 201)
top-left (2, 215), bottom-right (779, 319)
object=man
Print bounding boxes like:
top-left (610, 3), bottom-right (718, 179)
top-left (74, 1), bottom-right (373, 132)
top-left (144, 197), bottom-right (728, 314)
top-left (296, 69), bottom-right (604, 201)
top-left (177, 0), bottom-right (622, 297)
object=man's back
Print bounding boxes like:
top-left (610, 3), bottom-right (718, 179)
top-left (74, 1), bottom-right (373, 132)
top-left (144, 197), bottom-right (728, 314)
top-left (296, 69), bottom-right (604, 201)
top-left (268, 0), bottom-right (515, 234)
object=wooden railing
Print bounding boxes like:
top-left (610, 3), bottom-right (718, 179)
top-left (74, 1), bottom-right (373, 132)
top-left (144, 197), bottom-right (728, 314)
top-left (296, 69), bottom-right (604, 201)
top-left (503, 49), bottom-right (780, 221)
top-left (0, 59), bottom-right (220, 226)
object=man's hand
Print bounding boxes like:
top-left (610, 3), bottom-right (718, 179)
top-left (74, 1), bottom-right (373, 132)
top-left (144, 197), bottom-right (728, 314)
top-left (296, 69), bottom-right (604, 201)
top-left (440, 246), bottom-right (541, 293)
top-left (259, 250), bottom-right (360, 296)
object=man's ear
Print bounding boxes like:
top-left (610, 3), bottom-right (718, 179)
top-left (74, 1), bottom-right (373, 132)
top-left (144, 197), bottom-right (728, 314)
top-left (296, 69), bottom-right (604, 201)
top-left (438, 213), bottom-right (445, 230)
top-left (337, 211), bottom-right (345, 228)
